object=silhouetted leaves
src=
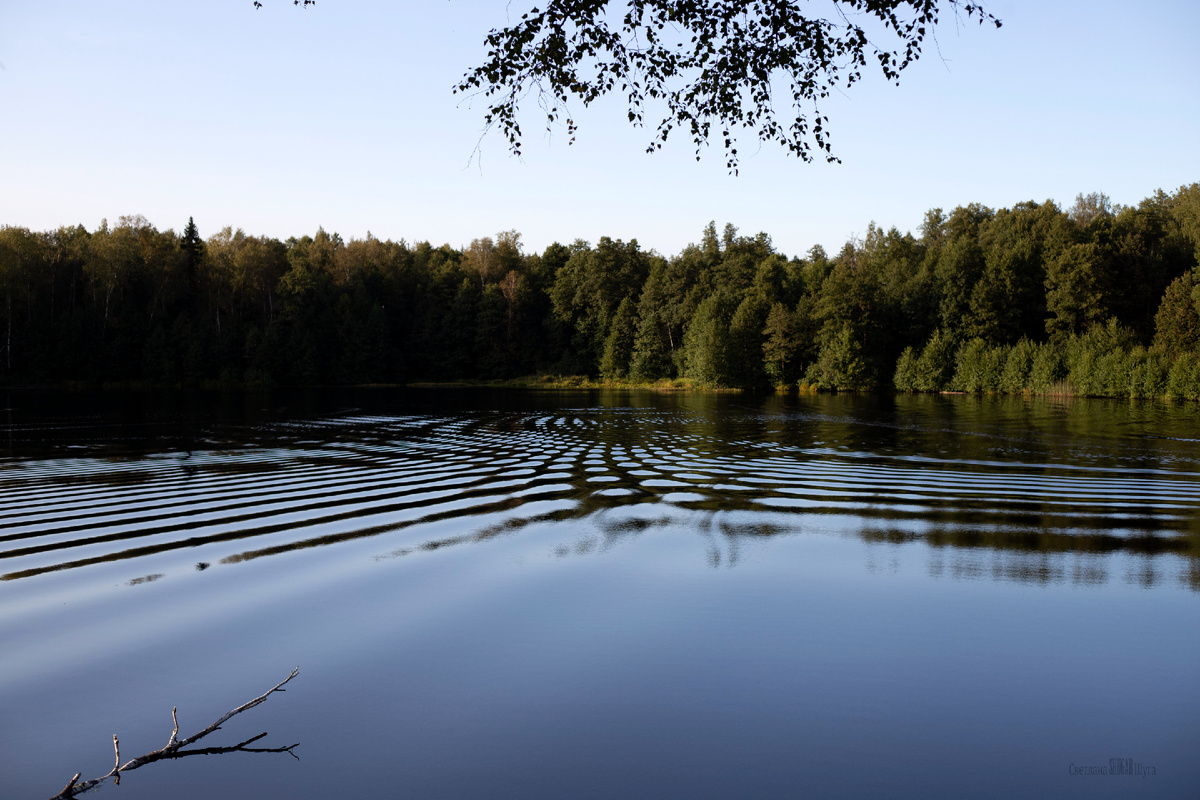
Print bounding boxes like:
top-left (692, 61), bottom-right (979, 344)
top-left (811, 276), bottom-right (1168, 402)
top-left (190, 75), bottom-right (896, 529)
top-left (456, 1), bottom-right (1000, 172)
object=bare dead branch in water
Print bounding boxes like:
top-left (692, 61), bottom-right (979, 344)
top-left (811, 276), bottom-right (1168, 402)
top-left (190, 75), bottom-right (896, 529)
top-left (49, 667), bottom-right (299, 799)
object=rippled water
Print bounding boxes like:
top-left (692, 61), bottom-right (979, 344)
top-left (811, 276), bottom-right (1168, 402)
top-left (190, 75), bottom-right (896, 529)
top-left (2, 389), bottom-right (1198, 798)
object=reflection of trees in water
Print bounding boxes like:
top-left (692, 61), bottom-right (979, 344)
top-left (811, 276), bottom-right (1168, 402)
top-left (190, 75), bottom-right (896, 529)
top-left (369, 499), bottom-right (1198, 590)
top-left (5, 394), bottom-right (1200, 591)
top-left (868, 525), bottom-right (1199, 590)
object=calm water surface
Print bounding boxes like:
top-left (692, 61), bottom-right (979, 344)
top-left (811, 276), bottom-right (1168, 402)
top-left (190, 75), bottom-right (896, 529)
top-left (1, 389), bottom-right (1198, 798)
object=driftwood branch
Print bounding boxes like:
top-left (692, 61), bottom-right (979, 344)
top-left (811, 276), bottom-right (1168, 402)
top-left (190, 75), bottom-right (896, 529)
top-left (49, 667), bottom-right (299, 800)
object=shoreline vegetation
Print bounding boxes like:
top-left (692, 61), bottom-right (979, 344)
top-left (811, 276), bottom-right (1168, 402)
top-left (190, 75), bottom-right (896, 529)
top-left (11, 370), bottom-right (1200, 401)
top-left (2, 186), bottom-right (1199, 401)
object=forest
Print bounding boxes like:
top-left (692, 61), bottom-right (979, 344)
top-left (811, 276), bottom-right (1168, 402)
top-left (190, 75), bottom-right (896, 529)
top-left (2, 185), bottom-right (1199, 398)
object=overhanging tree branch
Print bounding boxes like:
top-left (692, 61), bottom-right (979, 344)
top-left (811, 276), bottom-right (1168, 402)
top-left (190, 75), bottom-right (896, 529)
top-left (455, 1), bottom-right (1001, 172)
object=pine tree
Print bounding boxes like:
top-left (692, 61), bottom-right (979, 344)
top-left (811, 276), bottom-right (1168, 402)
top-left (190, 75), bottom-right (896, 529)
top-left (181, 216), bottom-right (204, 285)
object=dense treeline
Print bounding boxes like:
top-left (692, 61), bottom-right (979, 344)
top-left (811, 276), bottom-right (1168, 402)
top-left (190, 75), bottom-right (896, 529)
top-left (2, 186), bottom-right (1199, 396)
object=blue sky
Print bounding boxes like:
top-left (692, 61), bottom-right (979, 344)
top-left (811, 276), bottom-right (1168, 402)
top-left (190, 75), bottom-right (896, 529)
top-left (1, 0), bottom-right (1197, 258)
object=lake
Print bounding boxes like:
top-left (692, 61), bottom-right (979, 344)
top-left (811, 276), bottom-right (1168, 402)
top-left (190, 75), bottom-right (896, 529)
top-left (2, 389), bottom-right (1197, 799)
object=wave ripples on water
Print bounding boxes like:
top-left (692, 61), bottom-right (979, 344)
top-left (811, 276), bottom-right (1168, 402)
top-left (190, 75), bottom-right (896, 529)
top-left (3, 407), bottom-right (1199, 586)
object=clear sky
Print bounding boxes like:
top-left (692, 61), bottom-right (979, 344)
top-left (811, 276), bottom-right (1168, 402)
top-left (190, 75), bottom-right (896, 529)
top-left (1, 1), bottom-right (1197, 258)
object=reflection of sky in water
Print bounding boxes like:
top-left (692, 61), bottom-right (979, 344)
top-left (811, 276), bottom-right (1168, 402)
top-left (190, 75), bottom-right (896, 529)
top-left (1, 390), bottom-right (1199, 798)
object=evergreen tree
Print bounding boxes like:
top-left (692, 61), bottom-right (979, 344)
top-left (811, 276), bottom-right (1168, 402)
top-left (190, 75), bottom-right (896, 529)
top-left (761, 302), bottom-right (798, 385)
top-left (181, 216), bottom-right (204, 282)
top-left (629, 310), bottom-right (672, 380)
top-left (599, 297), bottom-right (638, 380)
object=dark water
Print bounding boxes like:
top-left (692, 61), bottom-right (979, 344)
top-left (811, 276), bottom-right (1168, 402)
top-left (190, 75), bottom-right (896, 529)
top-left (2, 389), bottom-right (1197, 799)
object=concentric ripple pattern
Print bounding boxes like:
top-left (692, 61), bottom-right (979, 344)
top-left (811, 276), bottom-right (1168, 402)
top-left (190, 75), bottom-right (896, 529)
top-left (3, 407), bottom-right (1199, 584)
